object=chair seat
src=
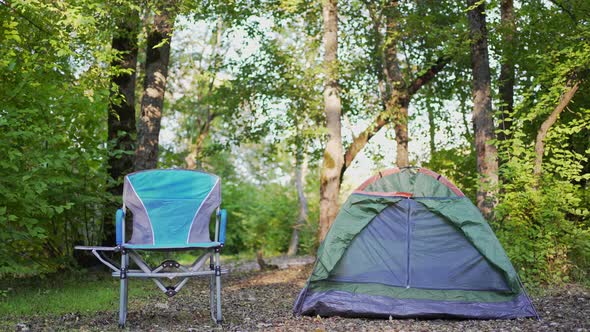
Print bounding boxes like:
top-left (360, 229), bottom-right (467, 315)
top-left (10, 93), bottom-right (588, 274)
top-left (123, 241), bottom-right (222, 250)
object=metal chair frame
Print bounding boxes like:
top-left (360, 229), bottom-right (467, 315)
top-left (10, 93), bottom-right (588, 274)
top-left (76, 207), bottom-right (227, 328)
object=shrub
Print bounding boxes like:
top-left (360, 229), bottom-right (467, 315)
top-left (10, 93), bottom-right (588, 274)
top-left (494, 158), bottom-right (589, 286)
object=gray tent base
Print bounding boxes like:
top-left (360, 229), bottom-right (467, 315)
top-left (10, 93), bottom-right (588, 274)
top-left (75, 246), bottom-right (227, 327)
top-left (295, 290), bottom-right (537, 320)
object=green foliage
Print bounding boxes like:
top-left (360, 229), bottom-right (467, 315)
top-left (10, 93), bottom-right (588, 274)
top-left (203, 147), bottom-right (319, 256)
top-left (160, 4), bottom-right (324, 257)
top-left (494, 158), bottom-right (589, 286)
top-left (0, 0), bottom-right (120, 277)
top-left (489, 1), bottom-right (590, 286)
top-left (424, 146), bottom-right (478, 201)
top-left (1, 0), bottom-right (588, 289)
top-left (221, 179), bottom-right (319, 256)
top-left (225, 182), bottom-right (297, 253)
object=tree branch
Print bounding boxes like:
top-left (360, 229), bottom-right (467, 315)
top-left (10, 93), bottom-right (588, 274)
top-left (533, 80), bottom-right (580, 177)
top-left (341, 56), bottom-right (450, 174)
top-left (342, 112), bottom-right (388, 174)
top-left (408, 56), bottom-right (450, 96)
top-left (0, 0), bottom-right (51, 34)
top-left (548, 0), bottom-right (577, 23)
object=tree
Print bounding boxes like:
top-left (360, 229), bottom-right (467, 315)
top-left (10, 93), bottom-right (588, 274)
top-left (108, 7), bottom-right (140, 189)
top-left (0, 0), bottom-right (113, 276)
top-left (342, 0), bottom-right (465, 173)
top-left (467, 0), bottom-right (498, 220)
top-left (318, 0), bottom-right (344, 241)
top-left (342, 1), bottom-right (451, 172)
top-left (175, 17), bottom-right (225, 170)
top-left (497, 0), bottom-right (516, 147)
top-left (136, 2), bottom-right (177, 170)
top-left (319, 1), bottom-right (454, 239)
top-left (104, 5), bottom-right (141, 244)
top-left (490, 0), bottom-right (590, 284)
top-left (288, 152), bottom-right (309, 256)
top-left (316, 0), bottom-right (460, 240)
top-left (231, 4), bottom-right (323, 250)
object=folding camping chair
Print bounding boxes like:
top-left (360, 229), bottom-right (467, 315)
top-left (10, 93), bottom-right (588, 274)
top-left (75, 169), bottom-right (228, 328)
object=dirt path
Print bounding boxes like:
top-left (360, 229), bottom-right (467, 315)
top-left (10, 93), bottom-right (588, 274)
top-left (224, 255), bottom-right (315, 273)
top-left (7, 264), bottom-right (590, 331)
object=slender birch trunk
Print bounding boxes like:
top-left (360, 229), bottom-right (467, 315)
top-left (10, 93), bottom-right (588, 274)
top-left (318, 0), bottom-right (344, 242)
top-left (185, 18), bottom-right (223, 170)
top-left (288, 154), bottom-right (309, 256)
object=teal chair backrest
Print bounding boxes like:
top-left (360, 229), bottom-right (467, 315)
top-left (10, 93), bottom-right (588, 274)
top-left (123, 169), bottom-right (221, 247)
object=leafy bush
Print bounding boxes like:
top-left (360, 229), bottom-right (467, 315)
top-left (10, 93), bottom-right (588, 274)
top-left (181, 149), bottom-right (321, 257)
top-left (221, 177), bottom-right (319, 256)
top-left (494, 157), bottom-right (589, 286)
top-left (424, 146), bottom-right (478, 201)
top-left (0, 8), bottom-right (111, 277)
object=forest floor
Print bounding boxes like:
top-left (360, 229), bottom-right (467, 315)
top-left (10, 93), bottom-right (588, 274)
top-left (2, 256), bottom-right (589, 332)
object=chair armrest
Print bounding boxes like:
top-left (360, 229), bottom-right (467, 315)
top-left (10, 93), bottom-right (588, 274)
top-left (116, 208), bottom-right (125, 245)
top-left (218, 209), bottom-right (227, 245)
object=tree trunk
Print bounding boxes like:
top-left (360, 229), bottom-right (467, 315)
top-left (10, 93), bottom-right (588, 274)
top-left (497, 0), bottom-right (516, 162)
top-left (288, 154), bottom-right (309, 256)
top-left (318, 0), bottom-right (344, 242)
top-left (341, 56), bottom-right (448, 174)
top-left (341, 1), bottom-right (451, 178)
top-left (533, 81), bottom-right (580, 178)
top-left (319, 0), bottom-right (449, 241)
top-left (460, 97), bottom-right (473, 143)
top-left (468, 0), bottom-right (498, 220)
top-left (427, 102), bottom-right (436, 155)
top-left (185, 129), bottom-right (209, 170)
top-left (103, 8), bottom-right (140, 245)
top-left (185, 19), bottom-right (223, 170)
top-left (108, 10), bottom-right (140, 188)
top-left (393, 104), bottom-right (409, 166)
top-left (135, 5), bottom-right (175, 171)
top-left (382, 1), bottom-right (410, 167)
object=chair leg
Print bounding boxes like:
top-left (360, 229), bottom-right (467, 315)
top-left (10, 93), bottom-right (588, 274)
top-left (209, 252), bottom-right (216, 322)
top-left (215, 249), bottom-right (222, 324)
top-left (119, 250), bottom-right (129, 328)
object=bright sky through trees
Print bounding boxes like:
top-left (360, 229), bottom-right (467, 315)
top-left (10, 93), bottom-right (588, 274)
top-left (161, 15), bottom-right (471, 194)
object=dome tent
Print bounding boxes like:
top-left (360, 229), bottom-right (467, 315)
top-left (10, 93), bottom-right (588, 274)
top-left (293, 167), bottom-right (538, 319)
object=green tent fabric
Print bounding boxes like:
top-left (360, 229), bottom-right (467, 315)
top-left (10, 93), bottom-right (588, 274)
top-left (294, 167), bottom-right (538, 320)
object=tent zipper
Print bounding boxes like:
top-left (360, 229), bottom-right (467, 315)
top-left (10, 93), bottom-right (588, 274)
top-left (405, 198), bottom-right (411, 289)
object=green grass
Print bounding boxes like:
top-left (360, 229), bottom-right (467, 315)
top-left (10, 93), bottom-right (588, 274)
top-left (0, 253), bottom-right (246, 318)
top-left (0, 273), bottom-right (153, 317)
